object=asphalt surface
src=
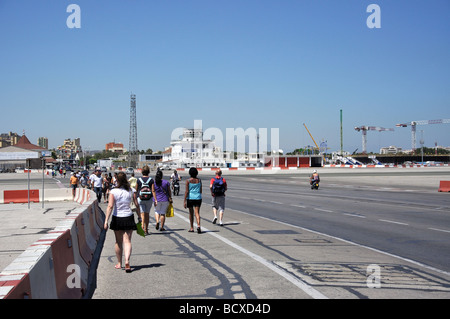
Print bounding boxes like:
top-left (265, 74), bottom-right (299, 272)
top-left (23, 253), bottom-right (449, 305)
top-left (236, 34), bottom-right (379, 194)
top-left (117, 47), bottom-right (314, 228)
top-left (92, 167), bottom-right (450, 300)
top-left (1, 168), bottom-right (450, 303)
top-left (225, 171), bottom-right (450, 272)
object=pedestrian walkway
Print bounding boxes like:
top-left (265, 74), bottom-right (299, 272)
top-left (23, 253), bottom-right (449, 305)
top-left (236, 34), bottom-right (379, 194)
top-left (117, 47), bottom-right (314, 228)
top-left (92, 195), bottom-right (450, 300)
top-left (93, 200), bottom-right (303, 299)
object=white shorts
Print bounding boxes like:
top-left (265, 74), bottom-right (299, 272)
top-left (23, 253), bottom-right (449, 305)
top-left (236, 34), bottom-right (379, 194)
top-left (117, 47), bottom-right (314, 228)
top-left (154, 201), bottom-right (169, 216)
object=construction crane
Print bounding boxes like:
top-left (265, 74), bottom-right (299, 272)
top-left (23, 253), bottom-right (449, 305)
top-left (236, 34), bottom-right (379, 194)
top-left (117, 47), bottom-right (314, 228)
top-left (396, 118), bottom-right (450, 152)
top-left (354, 126), bottom-right (394, 154)
top-left (303, 123), bottom-right (320, 152)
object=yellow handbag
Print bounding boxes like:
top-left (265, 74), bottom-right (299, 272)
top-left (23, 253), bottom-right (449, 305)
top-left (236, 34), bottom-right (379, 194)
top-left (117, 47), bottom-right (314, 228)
top-left (166, 203), bottom-right (174, 217)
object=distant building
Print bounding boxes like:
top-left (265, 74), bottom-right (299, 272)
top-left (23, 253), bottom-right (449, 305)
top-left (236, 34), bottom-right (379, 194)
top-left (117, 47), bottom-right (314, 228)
top-left (38, 137), bottom-right (48, 149)
top-left (105, 142), bottom-right (125, 153)
top-left (0, 132), bottom-right (20, 148)
top-left (167, 128), bottom-right (231, 168)
top-left (138, 153), bottom-right (163, 170)
top-left (0, 134), bottom-right (50, 170)
top-left (380, 146), bottom-right (402, 154)
top-left (234, 152), bottom-right (265, 168)
top-left (56, 138), bottom-right (82, 163)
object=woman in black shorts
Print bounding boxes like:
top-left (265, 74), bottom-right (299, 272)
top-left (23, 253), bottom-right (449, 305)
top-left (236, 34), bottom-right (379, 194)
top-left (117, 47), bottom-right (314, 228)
top-left (183, 167), bottom-right (202, 233)
top-left (104, 172), bottom-right (141, 272)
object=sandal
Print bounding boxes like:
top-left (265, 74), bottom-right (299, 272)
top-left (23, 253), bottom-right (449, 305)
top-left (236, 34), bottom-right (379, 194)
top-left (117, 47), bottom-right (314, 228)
top-left (115, 264), bottom-right (122, 270)
top-left (125, 263), bottom-right (131, 273)
top-left (197, 227), bottom-right (202, 234)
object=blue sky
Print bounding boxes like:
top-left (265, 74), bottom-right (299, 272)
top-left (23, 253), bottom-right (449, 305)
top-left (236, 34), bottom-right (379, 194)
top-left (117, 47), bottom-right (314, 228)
top-left (0, 0), bottom-right (449, 153)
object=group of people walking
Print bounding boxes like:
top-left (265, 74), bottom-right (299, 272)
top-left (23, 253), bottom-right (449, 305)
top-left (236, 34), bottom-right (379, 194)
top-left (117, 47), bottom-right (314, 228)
top-left (102, 166), bottom-right (227, 272)
top-left (67, 169), bottom-right (118, 202)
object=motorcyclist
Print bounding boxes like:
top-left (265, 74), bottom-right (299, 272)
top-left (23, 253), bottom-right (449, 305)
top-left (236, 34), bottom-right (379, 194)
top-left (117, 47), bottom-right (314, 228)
top-left (310, 170), bottom-right (320, 188)
top-left (170, 169), bottom-right (181, 191)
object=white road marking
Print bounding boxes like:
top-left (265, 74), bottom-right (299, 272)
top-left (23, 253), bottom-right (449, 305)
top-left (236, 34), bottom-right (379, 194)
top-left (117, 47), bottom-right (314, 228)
top-left (428, 228), bottom-right (450, 234)
top-left (314, 208), bottom-right (334, 213)
top-left (379, 219), bottom-right (409, 226)
top-left (229, 209), bottom-right (450, 278)
top-left (174, 211), bottom-right (328, 299)
top-left (344, 213), bottom-right (366, 218)
top-left (269, 201), bottom-right (283, 205)
top-left (290, 204), bottom-right (306, 208)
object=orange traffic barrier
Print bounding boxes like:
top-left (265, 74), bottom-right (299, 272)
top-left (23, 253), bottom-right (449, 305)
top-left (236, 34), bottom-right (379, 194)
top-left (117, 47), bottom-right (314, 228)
top-left (4, 190), bottom-right (39, 203)
top-left (438, 181), bottom-right (450, 192)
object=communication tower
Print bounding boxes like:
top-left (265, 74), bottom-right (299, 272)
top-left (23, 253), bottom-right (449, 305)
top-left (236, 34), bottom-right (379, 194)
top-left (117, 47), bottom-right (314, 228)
top-left (128, 93), bottom-right (138, 167)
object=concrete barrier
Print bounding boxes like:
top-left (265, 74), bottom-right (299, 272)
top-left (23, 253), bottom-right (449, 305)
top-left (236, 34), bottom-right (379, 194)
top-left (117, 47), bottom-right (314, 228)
top-left (0, 274), bottom-right (31, 299)
top-left (42, 188), bottom-right (73, 202)
top-left (0, 188), bottom-right (105, 299)
top-left (54, 219), bottom-right (89, 294)
top-left (50, 230), bottom-right (84, 298)
top-left (74, 211), bottom-right (94, 266)
top-left (87, 204), bottom-right (101, 242)
top-left (93, 201), bottom-right (104, 229)
top-left (438, 181), bottom-right (450, 192)
top-left (2, 239), bottom-right (57, 298)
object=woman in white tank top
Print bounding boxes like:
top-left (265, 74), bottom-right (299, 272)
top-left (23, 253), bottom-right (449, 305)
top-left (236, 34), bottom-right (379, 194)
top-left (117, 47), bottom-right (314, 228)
top-left (104, 172), bottom-right (141, 273)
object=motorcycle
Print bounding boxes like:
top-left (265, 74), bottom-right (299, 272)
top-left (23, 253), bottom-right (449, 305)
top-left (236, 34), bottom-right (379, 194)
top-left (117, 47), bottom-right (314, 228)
top-left (172, 180), bottom-right (180, 196)
top-left (310, 180), bottom-right (319, 190)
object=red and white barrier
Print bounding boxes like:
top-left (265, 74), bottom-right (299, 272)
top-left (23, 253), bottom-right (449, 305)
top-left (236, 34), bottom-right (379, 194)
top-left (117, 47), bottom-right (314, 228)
top-left (175, 164), bottom-right (449, 172)
top-left (0, 188), bottom-right (104, 299)
top-left (0, 187), bottom-right (90, 204)
top-left (324, 163), bottom-right (449, 168)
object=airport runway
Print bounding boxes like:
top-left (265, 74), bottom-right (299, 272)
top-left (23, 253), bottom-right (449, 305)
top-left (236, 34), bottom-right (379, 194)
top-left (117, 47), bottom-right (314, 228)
top-left (92, 167), bottom-right (450, 299)
top-left (1, 168), bottom-right (449, 300)
top-left (222, 169), bottom-right (450, 272)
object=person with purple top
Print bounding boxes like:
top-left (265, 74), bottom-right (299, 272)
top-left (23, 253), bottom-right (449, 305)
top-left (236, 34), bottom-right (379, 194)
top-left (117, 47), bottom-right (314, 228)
top-left (151, 170), bottom-right (172, 231)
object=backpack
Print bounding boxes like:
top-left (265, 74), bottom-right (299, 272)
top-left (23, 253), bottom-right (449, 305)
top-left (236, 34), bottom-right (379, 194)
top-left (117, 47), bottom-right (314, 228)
top-left (138, 177), bottom-right (153, 201)
top-left (212, 177), bottom-right (225, 196)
